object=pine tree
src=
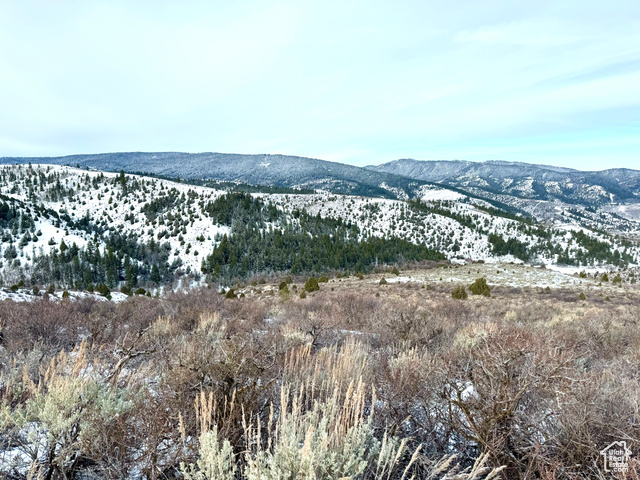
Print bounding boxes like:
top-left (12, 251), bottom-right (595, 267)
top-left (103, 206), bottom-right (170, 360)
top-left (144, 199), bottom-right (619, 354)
top-left (150, 264), bottom-right (161, 283)
top-left (469, 277), bottom-right (491, 297)
top-left (304, 277), bottom-right (320, 292)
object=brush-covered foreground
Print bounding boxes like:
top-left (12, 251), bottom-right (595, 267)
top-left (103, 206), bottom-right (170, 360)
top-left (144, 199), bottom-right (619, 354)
top-left (1, 265), bottom-right (639, 479)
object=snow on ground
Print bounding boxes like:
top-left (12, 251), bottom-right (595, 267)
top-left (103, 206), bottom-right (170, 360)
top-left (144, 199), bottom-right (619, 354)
top-left (379, 182), bottom-right (409, 200)
top-left (385, 276), bottom-right (412, 284)
top-left (1, 163), bottom-right (639, 299)
top-left (0, 288), bottom-right (34, 302)
top-left (417, 185), bottom-right (466, 201)
top-left (602, 203), bottom-right (640, 225)
top-left (0, 288), bottom-right (130, 303)
top-left (265, 192), bottom-right (496, 261)
top-left (1, 164), bottom-right (229, 274)
top-left (544, 264), bottom-right (603, 275)
top-left (262, 187), bottom-right (640, 267)
top-left (374, 263), bottom-right (620, 290)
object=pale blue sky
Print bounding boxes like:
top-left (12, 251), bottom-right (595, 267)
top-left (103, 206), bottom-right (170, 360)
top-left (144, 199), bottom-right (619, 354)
top-left (1, 0), bottom-right (638, 170)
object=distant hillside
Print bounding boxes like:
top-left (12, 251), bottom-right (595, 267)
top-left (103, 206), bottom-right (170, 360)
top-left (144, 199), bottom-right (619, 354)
top-left (367, 159), bottom-right (640, 205)
top-left (1, 164), bottom-right (637, 292)
top-left (1, 152), bottom-right (436, 200)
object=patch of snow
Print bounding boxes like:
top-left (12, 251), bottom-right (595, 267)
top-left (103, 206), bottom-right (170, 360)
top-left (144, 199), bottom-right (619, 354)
top-left (417, 185), bottom-right (466, 201)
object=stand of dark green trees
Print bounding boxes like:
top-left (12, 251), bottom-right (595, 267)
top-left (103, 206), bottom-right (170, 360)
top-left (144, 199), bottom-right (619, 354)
top-left (202, 193), bottom-right (445, 283)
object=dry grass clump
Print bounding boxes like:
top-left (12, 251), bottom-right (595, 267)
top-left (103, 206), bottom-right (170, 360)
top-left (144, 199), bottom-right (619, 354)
top-left (282, 339), bottom-right (371, 407)
top-left (452, 285), bottom-right (468, 299)
top-left (182, 349), bottom-right (503, 480)
top-left (0, 279), bottom-right (639, 478)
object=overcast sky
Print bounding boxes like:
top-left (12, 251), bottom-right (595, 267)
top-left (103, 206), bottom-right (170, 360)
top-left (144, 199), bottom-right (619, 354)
top-left (1, 1), bottom-right (638, 169)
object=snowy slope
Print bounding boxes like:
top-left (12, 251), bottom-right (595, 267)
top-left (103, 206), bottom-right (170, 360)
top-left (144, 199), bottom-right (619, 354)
top-left (1, 164), bottom-right (638, 291)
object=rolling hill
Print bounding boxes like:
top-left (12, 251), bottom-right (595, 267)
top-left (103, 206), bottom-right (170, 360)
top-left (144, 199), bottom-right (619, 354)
top-left (367, 158), bottom-right (640, 205)
top-left (0, 164), bottom-right (638, 295)
top-left (1, 152), bottom-right (436, 200)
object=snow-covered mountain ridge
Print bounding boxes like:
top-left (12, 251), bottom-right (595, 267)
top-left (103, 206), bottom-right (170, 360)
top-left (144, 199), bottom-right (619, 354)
top-left (368, 158), bottom-right (640, 207)
top-left (2, 152), bottom-right (438, 200)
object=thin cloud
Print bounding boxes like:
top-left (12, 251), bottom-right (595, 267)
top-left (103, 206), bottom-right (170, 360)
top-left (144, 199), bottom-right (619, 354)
top-left (0, 0), bottom-right (638, 169)
top-left (535, 56), bottom-right (640, 88)
top-left (454, 18), bottom-right (587, 46)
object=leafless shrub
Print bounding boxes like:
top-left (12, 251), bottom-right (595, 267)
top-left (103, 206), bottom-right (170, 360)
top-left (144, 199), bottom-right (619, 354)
top-left (1, 276), bottom-right (639, 478)
top-left (0, 298), bottom-right (81, 354)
